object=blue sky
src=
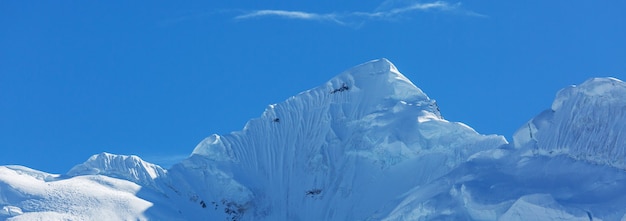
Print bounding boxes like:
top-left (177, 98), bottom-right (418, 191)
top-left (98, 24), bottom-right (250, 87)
top-left (1, 1), bottom-right (625, 173)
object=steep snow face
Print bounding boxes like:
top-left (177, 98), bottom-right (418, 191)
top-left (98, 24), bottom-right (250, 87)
top-left (513, 77), bottom-right (626, 169)
top-left (175, 58), bottom-right (507, 220)
top-left (379, 77), bottom-right (626, 221)
top-left (67, 152), bottom-right (167, 191)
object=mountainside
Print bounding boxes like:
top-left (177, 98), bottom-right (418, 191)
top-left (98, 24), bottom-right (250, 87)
top-left (165, 58), bottom-right (507, 220)
top-left (1, 59), bottom-right (626, 220)
top-left (513, 77), bottom-right (626, 168)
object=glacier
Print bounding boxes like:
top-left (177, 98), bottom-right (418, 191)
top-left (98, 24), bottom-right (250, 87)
top-left (1, 58), bottom-right (626, 220)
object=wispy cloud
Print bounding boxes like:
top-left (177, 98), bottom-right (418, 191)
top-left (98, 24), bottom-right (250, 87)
top-left (369, 1), bottom-right (456, 17)
top-left (234, 10), bottom-right (344, 25)
top-left (234, 1), bottom-right (484, 26)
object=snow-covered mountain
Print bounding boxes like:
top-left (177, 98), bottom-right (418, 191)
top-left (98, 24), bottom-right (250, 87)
top-left (2, 59), bottom-right (626, 220)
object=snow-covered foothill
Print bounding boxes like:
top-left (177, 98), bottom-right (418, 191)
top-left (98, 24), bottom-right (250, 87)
top-left (0, 164), bottom-right (181, 221)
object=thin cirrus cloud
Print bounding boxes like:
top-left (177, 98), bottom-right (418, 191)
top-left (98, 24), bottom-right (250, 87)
top-left (234, 10), bottom-right (344, 24)
top-left (233, 1), bottom-right (484, 26)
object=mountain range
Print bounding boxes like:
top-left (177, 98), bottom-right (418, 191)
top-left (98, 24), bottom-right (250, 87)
top-left (2, 58), bottom-right (626, 220)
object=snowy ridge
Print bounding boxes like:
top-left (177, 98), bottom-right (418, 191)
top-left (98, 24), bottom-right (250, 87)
top-left (381, 78), bottom-right (626, 220)
top-left (0, 164), bottom-right (179, 221)
top-left (513, 77), bottom-right (626, 169)
top-left (1, 59), bottom-right (626, 220)
top-left (67, 152), bottom-right (167, 191)
top-left (175, 58), bottom-right (507, 220)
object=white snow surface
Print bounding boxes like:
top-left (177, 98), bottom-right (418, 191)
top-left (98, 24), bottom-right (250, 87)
top-left (178, 58), bottom-right (507, 220)
top-left (513, 77), bottom-right (626, 169)
top-left (1, 59), bottom-right (626, 220)
top-left (0, 165), bottom-right (179, 221)
top-left (67, 152), bottom-right (167, 190)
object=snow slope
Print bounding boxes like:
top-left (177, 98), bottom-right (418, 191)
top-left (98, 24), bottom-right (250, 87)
top-left (67, 152), bottom-right (167, 191)
top-left (165, 58), bottom-right (507, 220)
top-left (384, 77), bottom-right (626, 220)
top-left (1, 59), bottom-right (625, 220)
top-left (0, 165), bottom-right (172, 221)
top-left (514, 77), bottom-right (626, 169)
top-left (0, 155), bottom-right (180, 221)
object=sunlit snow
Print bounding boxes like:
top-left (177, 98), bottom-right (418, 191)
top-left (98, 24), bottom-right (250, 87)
top-left (1, 59), bottom-right (625, 220)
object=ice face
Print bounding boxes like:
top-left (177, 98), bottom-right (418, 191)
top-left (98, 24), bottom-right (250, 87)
top-left (180, 58), bottom-right (506, 220)
top-left (514, 77), bottom-right (626, 169)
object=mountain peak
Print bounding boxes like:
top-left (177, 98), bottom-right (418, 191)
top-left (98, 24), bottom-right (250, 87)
top-left (514, 77), bottom-right (626, 169)
top-left (346, 58), bottom-right (397, 75)
top-left (67, 152), bottom-right (166, 190)
top-left (552, 77), bottom-right (626, 111)
top-left (185, 58), bottom-right (506, 220)
top-left (4, 59), bottom-right (626, 220)
top-left (192, 58), bottom-right (444, 159)
top-left (329, 58), bottom-right (429, 105)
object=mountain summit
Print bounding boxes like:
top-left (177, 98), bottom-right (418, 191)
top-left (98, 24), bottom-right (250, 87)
top-left (2, 59), bottom-right (626, 220)
top-left (514, 77), bottom-right (626, 169)
top-left (178, 58), bottom-right (506, 220)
